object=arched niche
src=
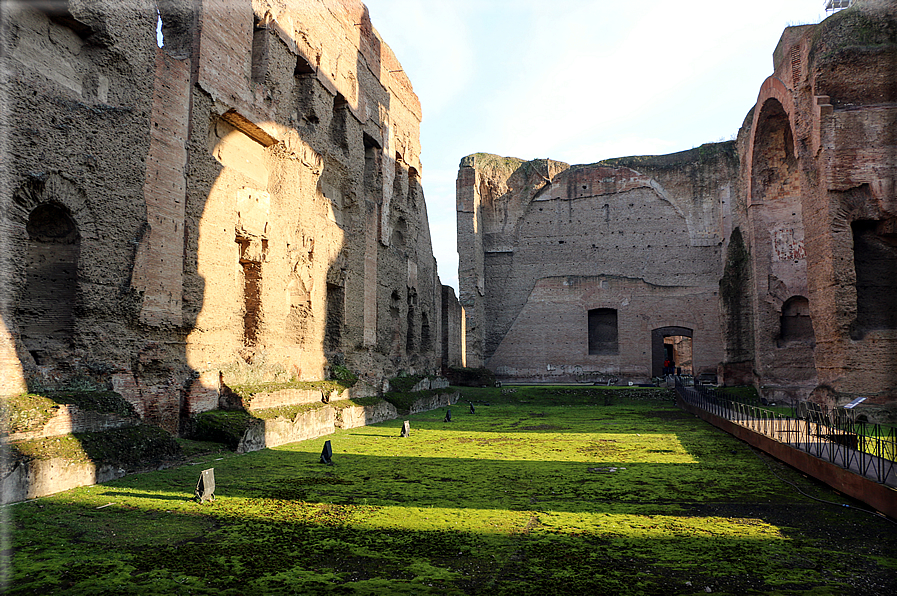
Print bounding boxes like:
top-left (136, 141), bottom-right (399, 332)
top-left (17, 203), bottom-right (81, 362)
top-left (779, 296), bottom-right (815, 346)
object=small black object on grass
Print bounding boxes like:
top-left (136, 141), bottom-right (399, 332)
top-left (320, 440), bottom-right (333, 464)
top-left (444, 408), bottom-right (452, 422)
top-left (194, 468), bottom-right (215, 503)
top-left (400, 420), bottom-right (411, 437)
top-left (469, 401), bottom-right (475, 414)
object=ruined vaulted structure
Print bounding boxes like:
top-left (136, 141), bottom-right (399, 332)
top-left (457, 0), bottom-right (897, 421)
top-left (1, 0), bottom-right (461, 433)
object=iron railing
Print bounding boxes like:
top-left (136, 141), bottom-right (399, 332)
top-left (674, 377), bottom-right (897, 487)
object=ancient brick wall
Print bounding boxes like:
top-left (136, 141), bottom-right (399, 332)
top-left (741, 0), bottom-right (897, 413)
top-left (1, 1), bottom-right (460, 434)
top-left (458, 148), bottom-right (735, 382)
top-left (457, 1), bottom-right (896, 419)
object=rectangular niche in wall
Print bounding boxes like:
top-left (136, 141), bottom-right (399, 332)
top-left (588, 308), bottom-right (618, 355)
top-left (852, 220), bottom-right (897, 338)
top-left (325, 283), bottom-right (345, 352)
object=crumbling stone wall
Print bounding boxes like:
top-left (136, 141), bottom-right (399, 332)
top-left (457, 0), bottom-right (896, 418)
top-left (457, 147), bottom-right (735, 382)
top-left (739, 0), bottom-right (897, 410)
top-left (1, 1), bottom-right (458, 433)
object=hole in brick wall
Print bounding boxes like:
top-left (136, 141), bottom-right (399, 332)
top-left (588, 308), bottom-right (618, 355)
top-left (391, 217), bottom-right (407, 248)
top-left (295, 54), bottom-right (315, 75)
top-left (157, 0), bottom-right (192, 58)
top-left (18, 203), bottom-right (80, 351)
top-left (408, 167), bottom-right (419, 208)
top-left (330, 93), bottom-right (349, 149)
top-left (421, 312), bottom-right (431, 352)
top-left (406, 287), bottom-right (417, 353)
top-left (237, 237), bottom-right (262, 347)
top-left (779, 296), bottom-right (815, 346)
top-left (251, 17), bottom-right (269, 85)
top-left (325, 283), bottom-right (344, 351)
top-left (851, 220), bottom-right (897, 338)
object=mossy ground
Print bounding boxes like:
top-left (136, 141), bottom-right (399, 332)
top-left (5, 387), bottom-right (896, 595)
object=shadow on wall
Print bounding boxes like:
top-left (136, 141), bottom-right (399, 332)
top-left (0, 0), bottom-right (439, 456)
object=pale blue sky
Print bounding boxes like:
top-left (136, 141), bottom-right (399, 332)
top-left (362, 0), bottom-right (832, 291)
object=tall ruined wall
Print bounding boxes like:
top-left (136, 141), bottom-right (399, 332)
top-left (457, 147), bottom-right (736, 381)
top-left (739, 0), bottom-right (897, 412)
top-left (1, 1), bottom-right (455, 432)
top-left (1, 0), bottom-right (160, 399)
top-left (455, 0), bottom-right (896, 418)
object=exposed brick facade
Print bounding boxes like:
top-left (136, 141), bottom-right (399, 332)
top-left (458, 1), bottom-right (897, 421)
top-left (0, 1), bottom-right (460, 433)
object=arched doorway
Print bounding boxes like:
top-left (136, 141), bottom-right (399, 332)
top-left (651, 326), bottom-right (693, 377)
top-left (17, 203), bottom-right (80, 363)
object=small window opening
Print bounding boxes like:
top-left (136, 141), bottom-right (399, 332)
top-left (588, 308), bottom-right (618, 355)
top-left (330, 93), bottom-right (349, 149)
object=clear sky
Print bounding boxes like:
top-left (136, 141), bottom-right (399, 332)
top-left (362, 1), bottom-right (832, 291)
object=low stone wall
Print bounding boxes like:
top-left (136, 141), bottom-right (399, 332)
top-left (237, 405), bottom-right (336, 453)
top-left (409, 391), bottom-right (459, 415)
top-left (236, 391), bottom-right (460, 452)
top-left (1, 458), bottom-right (126, 504)
top-left (6, 405), bottom-right (138, 442)
top-left (334, 401), bottom-right (399, 430)
top-left (243, 389), bottom-right (325, 411)
top-left (2, 390), bottom-right (461, 502)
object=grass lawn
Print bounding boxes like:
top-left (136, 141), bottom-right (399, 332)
top-left (4, 387), bottom-right (896, 595)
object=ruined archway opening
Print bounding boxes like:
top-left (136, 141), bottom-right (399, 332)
top-left (779, 295), bottom-right (815, 346)
top-left (18, 203), bottom-right (80, 364)
top-left (588, 308), bottom-right (618, 355)
top-left (751, 98), bottom-right (797, 205)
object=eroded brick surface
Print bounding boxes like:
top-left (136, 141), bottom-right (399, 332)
top-left (458, 1), bottom-right (897, 420)
top-left (1, 1), bottom-right (458, 433)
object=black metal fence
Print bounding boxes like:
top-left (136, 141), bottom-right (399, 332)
top-left (675, 377), bottom-right (897, 487)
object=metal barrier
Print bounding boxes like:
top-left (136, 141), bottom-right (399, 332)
top-left (675, 377), bottom-right (897, 486)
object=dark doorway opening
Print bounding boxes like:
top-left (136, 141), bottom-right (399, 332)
top-left (651, 326), bottom-right (693, 377)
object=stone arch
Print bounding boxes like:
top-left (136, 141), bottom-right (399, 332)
top-left (746, 76), bottom-right (798, 208)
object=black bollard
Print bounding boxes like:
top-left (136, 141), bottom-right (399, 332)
top-left (320, 440), bottom-right (333, 464)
